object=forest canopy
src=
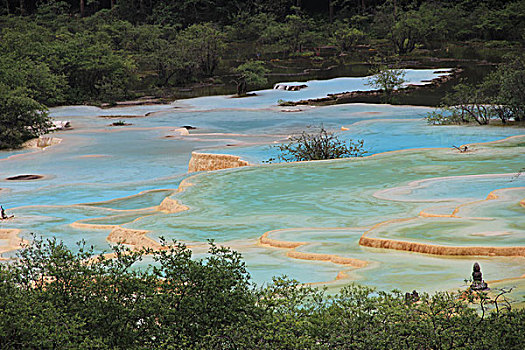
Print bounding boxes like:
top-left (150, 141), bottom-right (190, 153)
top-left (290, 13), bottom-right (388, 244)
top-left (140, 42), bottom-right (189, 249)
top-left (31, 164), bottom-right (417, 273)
top-left (1, 0), bottom-right (524, 148)
top-left (2, 1), bottom-right (524, 104)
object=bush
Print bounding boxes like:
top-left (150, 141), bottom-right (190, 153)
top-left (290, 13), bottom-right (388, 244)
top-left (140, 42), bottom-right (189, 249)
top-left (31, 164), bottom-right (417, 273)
top-left (270, 125), bottom-right (366, 162)
top-left (425, 108), bottom-right (469, 125)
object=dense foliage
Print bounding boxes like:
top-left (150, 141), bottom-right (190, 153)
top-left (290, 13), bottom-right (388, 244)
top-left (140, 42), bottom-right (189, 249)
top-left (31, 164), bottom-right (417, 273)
top-left (0, 237), bottom-right (524, 349)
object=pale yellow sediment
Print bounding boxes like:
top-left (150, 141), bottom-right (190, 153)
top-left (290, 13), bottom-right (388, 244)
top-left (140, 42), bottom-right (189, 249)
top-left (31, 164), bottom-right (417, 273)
top-left (418, 210), bottom-right (456, 218)
top-left (361, 189), bottom-right (525, 257)
top-left (258, 228), bottom-right (369, 284)
top-left (0, 229), bottom-right (27, 258)
top-left (22, 137), bottom-right (62, 149)
top-left (419, 186), bottom-right (524, 218)
top-left (466, 134), bottom-right (525, 147)
top-left (286, 250), bottom-right (367, 268)
top-left (470, 231), bottom-right (512, 237)
top-left (172, 127), bottom-right (190, 136)
top-left (70, 222), bottom-right (118, 230)
top-left (107, 227), bottom-right (165, 251)
top-left (85, 252), bottom-right (124, 264)
top-left (359, 235), bottom-right (525, 257)
top-left (9, 203), bottom-right (156, 213)
top-left (65, 191), bottom-right (189, 253)
top-left (77, 154), bottom-right (110, 158)
top-left (71, 209), bottom-right (156, 232)
top-left (258, 227), bottom-right (369, 249)
top-left (157, 197), bottom-right (189, 213)
top-left (304, 270), bottom-right (353, 286)
top-left (482, 272), bottom-right (525, 286)
top-left (258, 231), bottom-right (306, 249)
top-left (486, 192), bottom-right (499, 200)
top-left (336, 271), bottom-right (349, 280)
top-left (10, 189), bottom-right (174, 213)
top-left (188, 152), bottom-right (250, 172)
top-left (452, 187), bottom-right (524, 217)
top-left (177, 177), bottom-right (195, 193)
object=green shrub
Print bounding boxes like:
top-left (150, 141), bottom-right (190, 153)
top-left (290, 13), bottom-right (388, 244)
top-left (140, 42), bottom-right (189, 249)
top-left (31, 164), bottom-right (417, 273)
top-left (270, 125), bottom-right (366, 162)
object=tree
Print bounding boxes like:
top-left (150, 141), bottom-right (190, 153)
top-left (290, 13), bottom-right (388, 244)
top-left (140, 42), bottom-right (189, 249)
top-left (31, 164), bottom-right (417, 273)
top-left (390, 10), bottom-right (423, 54)
top-left (271, 125), bottom-right (366, 162)
top-left (366, 64), bottom-right (406, 102)
top-left (282, 11), bottom-right (321, 53)
top-left (444, 82), bottom-right (493, 125)
top-left (491, 54), bottom-right (525, 121)
top-left (233, 60), bottom-right (268, 96)
top-left (0, 86), bottom-right (51, 149)
top-left (0, 16), bottom-right (137, 104)
top-left (56, 32), bottom-right (137, 103)
top-left (331, 22), bottom-right (367, 52)
top-left (427, 54), bottom-right (525, 126)
top-left (0, 55), bottom-right (66, 106)
top-left (258, 0), bottom-right (296, 20)
top-left (116, 24), bottom-right (189, 87)
top-left (177, 23), bottom-right (226, 77)
top-left (148, 240), bottom-right (258, 347)
top-left (259, 9), bottom-right (323, 54)
top-left (415, 1), bottom-right (452, 49)
top-left (226, 12), bottom-right (276, 42)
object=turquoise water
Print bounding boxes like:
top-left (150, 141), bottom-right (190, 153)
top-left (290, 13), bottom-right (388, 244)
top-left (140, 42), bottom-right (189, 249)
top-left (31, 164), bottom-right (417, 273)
top-left (1, 69), bottom-right (524, 293)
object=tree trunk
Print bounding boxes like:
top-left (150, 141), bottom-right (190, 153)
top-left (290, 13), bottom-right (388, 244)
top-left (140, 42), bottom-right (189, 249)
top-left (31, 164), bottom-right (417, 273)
top-left (329, 2), bottom-right (334, 22)
top-left (80, 0), bottom-right (85, 17)
top-left (237, 79), bottom-right (247, 96)
top-left (19, 0), bottom-right (24, 15)
top-left (111, 0), bottom-right (116, 9)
